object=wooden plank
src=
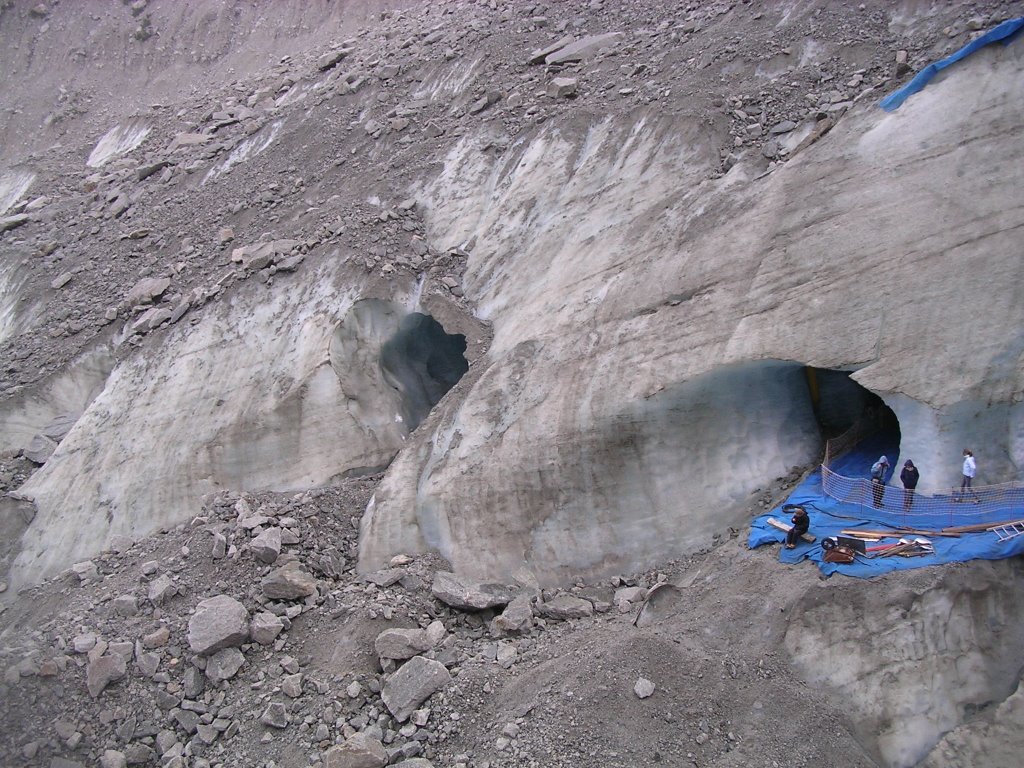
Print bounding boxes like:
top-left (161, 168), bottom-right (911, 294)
top-left (942, 518), bottom-right (1024, 534)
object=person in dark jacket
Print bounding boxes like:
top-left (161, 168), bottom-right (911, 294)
top-left (786, 506), bottom-right (809, 549)
top-left (900, 460), bottom-right (920, 512)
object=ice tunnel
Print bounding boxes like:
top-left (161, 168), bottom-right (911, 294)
top-left (380, 312), bottom-right (468, 432)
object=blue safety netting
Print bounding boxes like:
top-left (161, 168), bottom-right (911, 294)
top-left (748, 435), bottom-right (1024, 578)
top-left (879, 17), bottom-right (1024, 111)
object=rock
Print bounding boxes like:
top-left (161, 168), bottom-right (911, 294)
top-left (392, 760), bottom-right (435, 768)
top-left (51, 271), bottom-right (73, 289)
top-left (761, 140), bottom-right (780, 159)
top-left (381, 657), bottom-right (451, 723)
top-left (545, 33), bottom-right (623, 64)
top-left (125, 276), bottom-right (170, 305)
top-left (614, 586), bottom-right (646, 605)
top-left (87, 654), bottom-right (127, 697)
top-left (546, 77), bottom-right (578, 98)
top-left (205, 647), bottom-right (245, 681)
top-left (100, 750), bottom-right (128, 768)
top-left (261, 561), bottom-right (317, 600)
top-left (260, 702), bottom-right (289, 729)
top-left (323, 732), bottom-right (388, 768)
top-left (0, 214), bottom-right (29, 232)
top-left (22, 433), bottom-right (58, 464)
top-left (528, 34), bottom-right (575, 64)
top-left (281, 672), bottom-right (303, 697)
top-left (141, 626), bottom-right (169, 648)
top-left (374, 628), bottom-right (433, 660)
top-left (72, 560), bottom-right (99, 583)
top-left (136, 161), bottom-right (169, 181)
top-left (770, 120), bottom-right (797, 135)
top-left (251, 611), bottom-right (285, 645)
top-left (492, 595), bottom-right (534, 633)
top-left (634, 677), bottom-right (656, 698)
top-left (147, 574), bottom-right (177, 604)
top-left (431, 571), bottom-right (515, 611)
top-left (211, 532), bottom-right (227, 558)
top-left (250, 526), bottom-right (282, 563)
top-left (535, 594), bottom-right (594, 620)
top-left (112, 594), bottom-right (139, 617)
top-left (366, 568), bottom-right (405, 587)
top-left (318, 48), bottom-right (351, 71)
top-left (186, 595), bottom-right (250, 655)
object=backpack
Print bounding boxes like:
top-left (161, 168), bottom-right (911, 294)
top-left (871, 461), bottom-right (884, 479)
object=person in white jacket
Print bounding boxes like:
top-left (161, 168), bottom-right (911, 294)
top-left (957, 449), bottom-right (979, 503)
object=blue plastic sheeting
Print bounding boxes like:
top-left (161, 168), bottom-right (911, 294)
top-left (747, 436), bottom-right (1024, 579)
top-left (880, 17), bottom-right (1024, 111)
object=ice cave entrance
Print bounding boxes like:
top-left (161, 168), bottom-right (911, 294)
top-left (807, 366), bottom-right (900, 451)
top-left (381, 312), bottom-right (468, 431)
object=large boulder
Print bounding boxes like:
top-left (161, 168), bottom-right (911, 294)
top-left (261, 561), bottom-right (317, 600)
top-left (381, 656), bottom-right (451, 723)
top-left (186, 595), bottom-right (249, 655)
top-left (430, 571), bottom-right (515, 611)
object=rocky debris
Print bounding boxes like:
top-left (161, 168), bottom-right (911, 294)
top-left (381, 657), bottom-right (452, 723)
top-left (186, 594), bottom-right (249, 655)
top-left (124, 277), bottom-right (170, 306)
top-left (430, 571), bottom-right (515, 611)
top-left (492, 595), bottom-right (535, 634)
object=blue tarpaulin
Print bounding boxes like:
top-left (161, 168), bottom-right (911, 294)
top-left (880, 17), bottom-right (1024, 111)
top-left (747, 435), bottom-right (1024, 578)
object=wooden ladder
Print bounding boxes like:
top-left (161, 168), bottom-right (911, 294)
top-left (991, 522), bottom-right (1024, 542)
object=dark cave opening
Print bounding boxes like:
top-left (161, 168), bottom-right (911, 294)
top-left (807, 367), bottom-right (900, 447)
top-left (380, 313), bottom-right (469, 432)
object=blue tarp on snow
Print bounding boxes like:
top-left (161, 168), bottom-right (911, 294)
top-left (747, 434), bottom-right (1024, 578)
top-left (879, 17), bottom-right (1024, 111)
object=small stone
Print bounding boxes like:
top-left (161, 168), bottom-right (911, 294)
top-left (634, 677), bottom-right (656, 699)
top-left (250, 527), bottom-right (282, 564)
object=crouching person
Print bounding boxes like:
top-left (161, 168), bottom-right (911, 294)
top-left (786, 506), bottom-right (809, 549)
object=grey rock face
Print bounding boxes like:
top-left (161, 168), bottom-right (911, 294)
top-left (186, 595), bottom-right (249, 655)
top-left (381, 656), bottom-right (451, 723)
top-left (430, 571), bottom-right (515, 610)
